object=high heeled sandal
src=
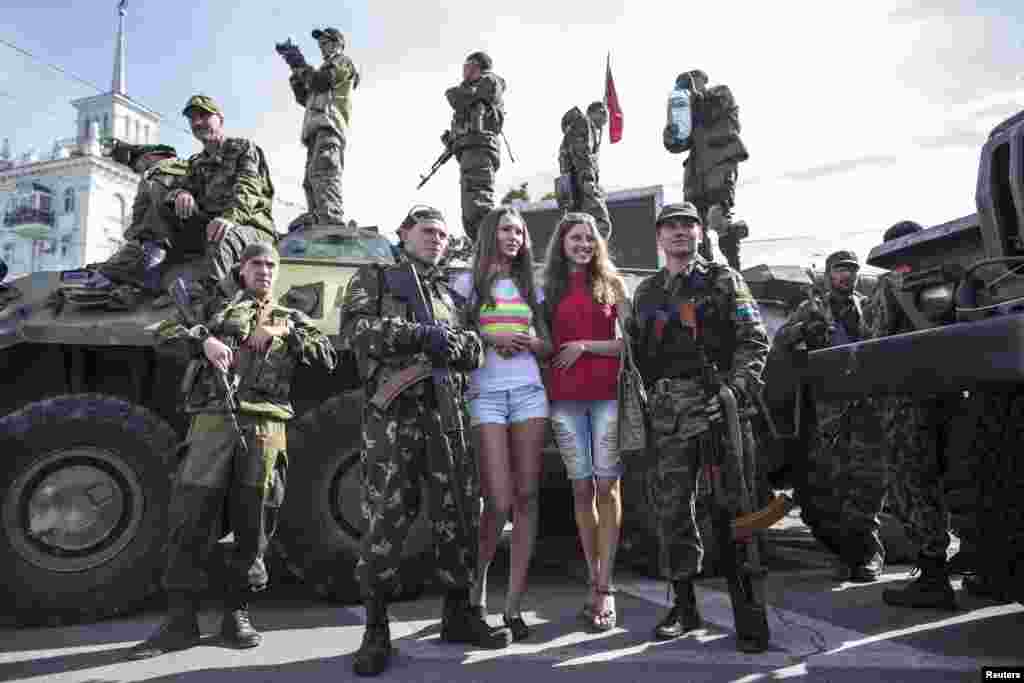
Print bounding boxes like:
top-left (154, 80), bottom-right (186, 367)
top-left (590, 586), bottom-right (618, 632)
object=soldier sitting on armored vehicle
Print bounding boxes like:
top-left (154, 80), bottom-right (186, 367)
top-left (774, 250), bottom-right (887, 583)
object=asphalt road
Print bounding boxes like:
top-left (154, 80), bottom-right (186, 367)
top-left (2, 522), bottom-right (1022, 683)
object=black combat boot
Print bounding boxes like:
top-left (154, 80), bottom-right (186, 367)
top-left (220, 594), bottom-right (262, 649)
top-left (440, 589), bottom-right (511, 649)
top-left (654, 579), bottom-right (702, 640)
top-left (882, 554), bottom-right (956, 609)
top-left (846, 533), bottom-right (885, 583)
top-left (353, 598), bottom-right (392, 677)
top-left (126, 592), bottom-right (201, 659)
top-left (963, 573), bottom-right (1009, 602)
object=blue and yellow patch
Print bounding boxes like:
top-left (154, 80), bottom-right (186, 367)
top-left (735, 303), bottom-right (760, 321)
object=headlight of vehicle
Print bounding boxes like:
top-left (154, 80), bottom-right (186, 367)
top-left (918, 283), bottom-right (955, 321)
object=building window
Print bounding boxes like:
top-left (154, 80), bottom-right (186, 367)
top-left (64, 188), bottom-right (75, 213)
top-left (144, 125), bottom-right (150, 143)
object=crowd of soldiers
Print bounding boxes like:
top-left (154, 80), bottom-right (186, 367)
top-left (47, 26), bottom-right (1003, 676)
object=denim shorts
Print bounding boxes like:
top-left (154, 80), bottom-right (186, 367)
top-left (549, 399), bottom-right (622, 480)
top-left (469, 383), bottom-right (550, 426)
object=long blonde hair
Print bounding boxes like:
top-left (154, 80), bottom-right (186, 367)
top-left (542, 212), bottom-right (624, 317)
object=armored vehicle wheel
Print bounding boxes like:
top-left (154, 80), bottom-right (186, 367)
top-left (0, 394), bottom-right (177, 627)
top-left (278, 391), bottom-right (432, 604)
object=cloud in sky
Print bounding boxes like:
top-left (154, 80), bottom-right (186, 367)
top-left (2, 0), bottom-right (1022, 267)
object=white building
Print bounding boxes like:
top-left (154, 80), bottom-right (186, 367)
top-left (0, 3), bottom-right (161, 280)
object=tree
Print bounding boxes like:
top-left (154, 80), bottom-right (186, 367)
top-left (501, 182), bottom-right (530, 204)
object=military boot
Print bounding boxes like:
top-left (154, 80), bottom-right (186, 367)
top-left (654, 579), bottom-right (702, 640)
top-left (220, 594), bottom-right (262, 649)
top-left (963, 573), bottom-right (1009, 602)
top-left (440, 589), bottom-right (511, 649)
top-left (126, 592), bottom-right (201, 659)
top-left (882, 554), bottom-right (956, 609)
top-left (353, 598), bottom-right (392, 677)
top-left (846, 533), bottom-right (885, 583)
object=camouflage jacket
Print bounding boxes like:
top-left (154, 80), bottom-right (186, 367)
top-left (339, 253), bottom-right (484, 409)
top-left (559, 106), bottom-right (600, 179)
top-left (775, 290), bottom-right (872, 351)
top-left (124, 158), bottom-right (189, 242)
top-left (154, 288), bottom-right (337, 419)
top-left (290, 52), bottom-right (359, 143)
top-left (865, 272), bottom-right (913, 338)
top-left (631, 256), bottom-right (769, 392)
top-left (669, 84), bottom-right (748, 182)
top-left (171, 138), bottom-right (276, 237)
top-left (446, 71), bottom-right (506, 153)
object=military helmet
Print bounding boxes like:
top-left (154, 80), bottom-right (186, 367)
top-left (825, 250), bottom-right (859, 271)
top-left (883, 220), bottom-right (923, 242)
top-left (312, 27), bottom-right (345, 48)
top-left (182, 94), bottom-right (222, 118)
top-left (465, 51), bottom-right (492, 71)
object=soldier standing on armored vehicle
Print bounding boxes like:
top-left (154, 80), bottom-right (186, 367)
top-left (630, 202), bottom-right (770, 652)
top-left (663, 70), bottom-right (748, 271)
top-left (341, 206), bottom-right (511, 677)
top-left (775, 250), bottom-right (887, 582)
top-left (128, 243), bottom-right (337, 659)
top-left (278, 27), bottom-right (359, 231)
top-left (557, 102), bottom-right (612, 239)
top-left (93, 142), bottom-right (187, 306)
top-left (169, 95), bottom-right (277, 292)
top-left (445, 52), bottom-right (506, 243)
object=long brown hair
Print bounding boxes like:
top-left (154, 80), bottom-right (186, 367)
top-left (542, 212), bottom-right (625, 318)
top-left (468, 206), bottom-right (538, 324)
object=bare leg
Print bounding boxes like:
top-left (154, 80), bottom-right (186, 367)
top-left (504, 417), bottom-right (546, 617)
top-left (594, 477), bottom-right (622, 625)
top-left (471, 424), bottom-right (512, 609)
top-left (572, 478), bottom-right (599, 608)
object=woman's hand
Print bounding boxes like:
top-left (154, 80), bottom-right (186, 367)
top-left (551, 341), bottom-right (586, 369)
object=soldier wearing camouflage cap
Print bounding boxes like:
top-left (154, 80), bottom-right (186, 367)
top-left (130, 242), bottom-right (337, 659)
top-left (168, 94), bottom-right (277, 293)
top-left (663, 70), bottom-right (749, 271)
top-left (557, 102), bottom-right (612, 239)
top-left (775, 248), bottom-right (888, 583)
top-left (445, 51), bottom-right (506, 242)
top-left (282, 27), bottom-right (360, 230)
top-left (630, 202), bottom-right (771, 651)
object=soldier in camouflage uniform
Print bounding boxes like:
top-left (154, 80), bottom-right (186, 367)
top-left (168, 95), bottom-right (277, 291)
top-left (341, 206), bottom-right (510, 677)
top-left (286, 27), bottom-right (359, 230)
top-left (663, 70), bottom-right (748, 271)
top-left (558, 102), bottom-right (612, 239)
top-left (630, 202), bottom-right (769, 650)
top-left (446, 52), bottom-right (505, 242)
top-left (96, 143), bottom-right (188, 302)
top-left (775, 250), bottom-right (887, 582)
top-left (130, 243), bottom-right (337, 659)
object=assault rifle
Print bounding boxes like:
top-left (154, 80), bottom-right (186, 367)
top-left (417, 134), bottom-right (455, 189)
top-left (170, 277), bottom-right (247, 452)
top-left (695, 324), bottom-right (770, 653)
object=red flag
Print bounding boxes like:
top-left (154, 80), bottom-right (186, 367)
top-left (604, 53), bottom-right (623, 143)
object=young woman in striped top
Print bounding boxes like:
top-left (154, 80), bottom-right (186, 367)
top-left (453, 206), bottom-right (552, 641)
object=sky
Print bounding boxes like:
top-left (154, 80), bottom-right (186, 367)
top-left (2, 0), bottom-right (1023, 270)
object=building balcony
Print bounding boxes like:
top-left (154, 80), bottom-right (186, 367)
top-left (3, 208), bottom-right (55, 240)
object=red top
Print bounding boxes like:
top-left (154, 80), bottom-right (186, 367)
top-left (547, 271), bottom-right (621, 401)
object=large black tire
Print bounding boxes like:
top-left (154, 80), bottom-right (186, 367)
top-left (277, 391), bottom-right (433, 604)
top-left (0, 394), bottom-right (178, 627)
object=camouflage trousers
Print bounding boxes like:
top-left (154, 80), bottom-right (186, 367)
top-left (882, 395), bottom-right (954, 560)
top-left (303, 129), bottom-right (345, 225)
top-left (645, 379), bottom-right (750, 580)
top-left (163, 413), bottom-right (287, 596)
top-left (356, 392), bottom-right (480, 600)
top-left (798, 400), bottom-right (886, 565)
top-left (687, 165), bottom-right (740, 269)
top-left (457, 147), bottom-right (500, 243)
top-left (572, 169), bottom-right (612, 240)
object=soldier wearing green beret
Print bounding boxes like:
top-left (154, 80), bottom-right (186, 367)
top-left (445, 51), bottom-right (506, 242)
top-left (168, 95), bottom-right (277, 292)
top-left (284, 28), bottom-right (359, 230)
top-left (129, 242), bottom-right (337, 659)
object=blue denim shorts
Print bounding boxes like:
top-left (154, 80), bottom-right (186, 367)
top-left (469, 383), bottom-right (550, 426)
top-left (549, 399), bottom-right (622, 480)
